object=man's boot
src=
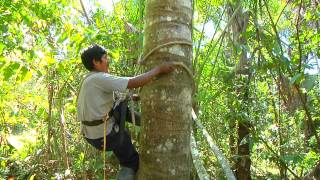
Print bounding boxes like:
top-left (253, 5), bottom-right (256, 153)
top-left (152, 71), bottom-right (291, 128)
top-left (116, 167), bottom-right (135, 180)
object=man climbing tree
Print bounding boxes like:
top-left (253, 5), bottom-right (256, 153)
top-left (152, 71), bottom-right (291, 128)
top-left (77, 44), bottom-right (175, 179)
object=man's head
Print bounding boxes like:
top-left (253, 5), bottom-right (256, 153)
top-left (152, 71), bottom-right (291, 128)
top-left (81, 44), bottom-right (109, 72)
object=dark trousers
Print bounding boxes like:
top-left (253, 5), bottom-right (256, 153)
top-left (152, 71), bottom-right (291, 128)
top-left (85, 111), bottom-right (141, 172)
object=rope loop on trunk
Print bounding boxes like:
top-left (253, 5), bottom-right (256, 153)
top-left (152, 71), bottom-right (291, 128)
top-left (138, 40), bottom-right (194, 79)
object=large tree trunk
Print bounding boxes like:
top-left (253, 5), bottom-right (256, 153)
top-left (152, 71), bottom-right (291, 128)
top-left (227, 3), bottom-right (252, 180)
top-left (138, 0), bottom-right (193, 179)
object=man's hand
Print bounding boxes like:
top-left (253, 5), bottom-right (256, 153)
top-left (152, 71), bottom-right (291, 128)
top-left (127, 62), bottom-right (176, 89)
top-left (131, 94), bottom-right (140, 101)
top-left (157, 63), bottom-right (176, 74)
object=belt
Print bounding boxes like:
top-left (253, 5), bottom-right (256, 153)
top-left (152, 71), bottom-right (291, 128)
top-left (81, 119), bottom-right (105, 126)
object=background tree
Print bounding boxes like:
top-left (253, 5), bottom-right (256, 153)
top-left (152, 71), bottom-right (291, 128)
top-left (226, 2), bottom-right (251, 179)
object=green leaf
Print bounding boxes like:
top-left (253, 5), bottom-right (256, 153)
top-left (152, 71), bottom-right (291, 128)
top-left (239, 134), bottom-right (250, 146)
top-left (3, 62), bottom-right (20, 81)
top-left (302, 75), bottom-right (316, 91)
top-left (36, 69), bottom-right (43, 77)
top-left (290, 73), bottom-right (303, 85)
top-left (58, 31), bottom-right (68, 43)
top-left (282, 154), bottom-right (303, 164)
top-left (280, 55), bottom-right (290, 67)
top-left (79, 152), bottom-right (85, 161)
top-left (20, 66), bottom-right (32, 82)
top-left (0, 57), bottom-right (5, 69)
top-left (0, 43), bottom-right (5, 55)
top-left (29, 174), bottom-right (36, 180)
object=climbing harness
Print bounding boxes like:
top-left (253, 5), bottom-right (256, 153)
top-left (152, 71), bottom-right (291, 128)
top-left (76, 73), bottom-right (109, 180)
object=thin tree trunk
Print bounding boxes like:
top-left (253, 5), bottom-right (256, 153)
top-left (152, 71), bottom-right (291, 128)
top-left (57, 82), bottom-right (70, 170)
top-left (59, 107), bottom-right (70, 169)
top-left (227, 2), bottom-right (252, 180)
top-left (138, 0), bottom-right (193, 179)
top-left (268, 81), bottom-right (286, 179)
top-left (46, 68), bottom-right (54, 161)
top-left (79, 0), bottom-right (91, 25)
top-left (229, 117), bottom-right (237, 156)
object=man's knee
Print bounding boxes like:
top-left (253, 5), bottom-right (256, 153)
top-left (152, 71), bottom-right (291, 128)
top-left (113, 131), bottom-right (139, 172)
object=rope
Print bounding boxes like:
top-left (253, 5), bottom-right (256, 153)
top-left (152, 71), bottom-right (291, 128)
top-left (103, 115), bottom-right (108, 180)
top-left (129, 92), bottom-right (137, 139)
top-left (138, 40), bottom-right (193, 65)
top-left (171, 61), bottom-right (194, 79)
top-left (138, 40), bottom-right (195, 88)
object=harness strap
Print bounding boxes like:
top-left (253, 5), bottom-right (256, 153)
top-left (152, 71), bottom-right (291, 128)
top-left (81, 119), bottom-right (104, 126)
top-left (103, 114), bottom-right (108, 180)
top-left (118, 100), bottom-right (128, 144)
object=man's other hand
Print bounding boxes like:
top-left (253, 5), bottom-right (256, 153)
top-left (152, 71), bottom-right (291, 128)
top-left (131, 94), bottom-right (140, 101)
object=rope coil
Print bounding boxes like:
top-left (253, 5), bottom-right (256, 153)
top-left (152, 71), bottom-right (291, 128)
top-left (138, 40), bottom-right (194, 80)
top-left (138, 40), bottom-right (193, 65)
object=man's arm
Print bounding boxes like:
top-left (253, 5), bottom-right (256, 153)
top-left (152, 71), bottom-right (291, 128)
top-left (127, 63), bottom-right (175, 89)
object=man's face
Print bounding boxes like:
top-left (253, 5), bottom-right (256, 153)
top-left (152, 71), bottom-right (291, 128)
top-left (94, 54), bottom-right (109, 73)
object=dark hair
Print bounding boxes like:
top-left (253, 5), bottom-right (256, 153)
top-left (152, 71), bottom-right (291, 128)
top-left (81, 44), bottom-right (106, 71)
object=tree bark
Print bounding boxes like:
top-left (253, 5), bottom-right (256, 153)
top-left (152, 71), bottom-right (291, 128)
top-left (138, 0), bottom-right (193, 179)
top-left (303, 162), bottom-right (320, 180)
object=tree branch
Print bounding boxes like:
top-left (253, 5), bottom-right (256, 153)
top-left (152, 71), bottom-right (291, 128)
top-left (79, 0), bottom-right (92, 25)
top-left (296, 0), bottom-right (303, 73)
